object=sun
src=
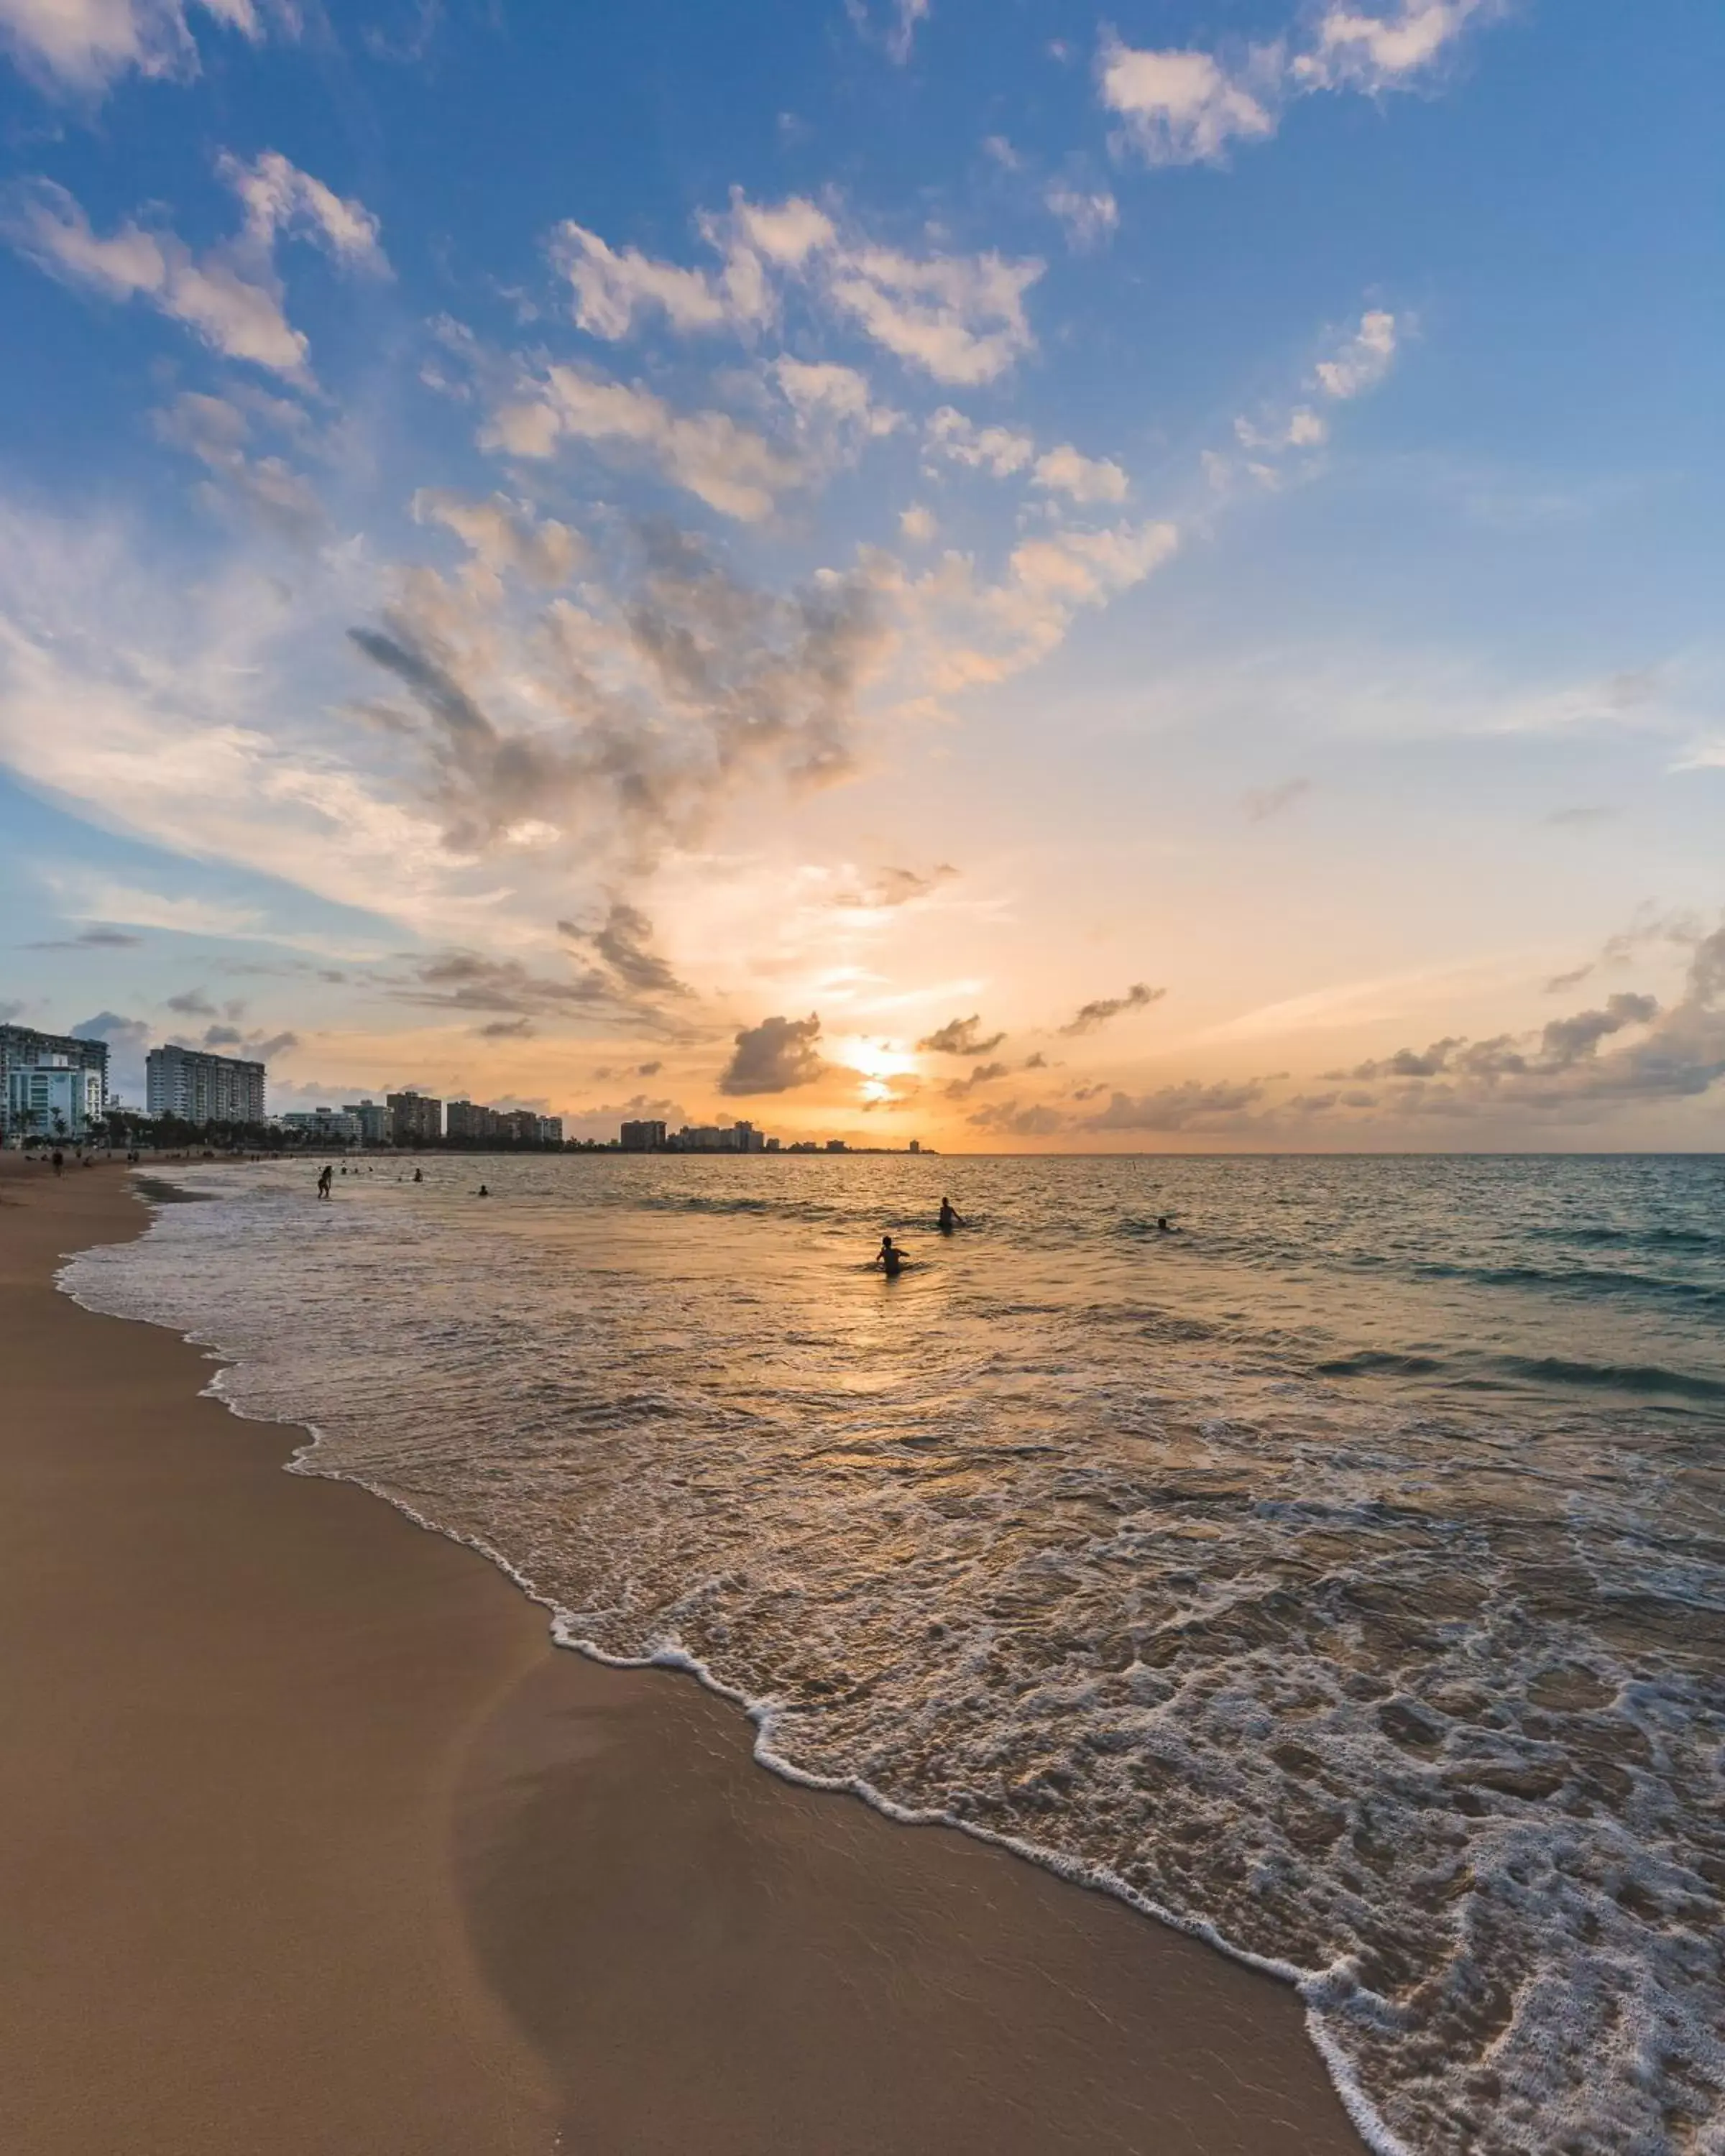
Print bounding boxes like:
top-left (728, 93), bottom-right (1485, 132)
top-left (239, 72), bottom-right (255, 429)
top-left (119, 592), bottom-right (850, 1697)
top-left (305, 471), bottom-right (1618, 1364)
top-left (830, 1035), bottom-right (919, 1102)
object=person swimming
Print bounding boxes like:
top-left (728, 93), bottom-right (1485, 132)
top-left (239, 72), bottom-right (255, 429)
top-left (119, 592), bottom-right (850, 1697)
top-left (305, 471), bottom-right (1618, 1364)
top-left (477, 1183), bottom-right (490, 1197)
top-left (875, 1233), bottom-right (904, 1277)
top-left (937, 1196), bottom-right (963, 1234)
top-left (1156, 1215), bottom-right (1179, 1233)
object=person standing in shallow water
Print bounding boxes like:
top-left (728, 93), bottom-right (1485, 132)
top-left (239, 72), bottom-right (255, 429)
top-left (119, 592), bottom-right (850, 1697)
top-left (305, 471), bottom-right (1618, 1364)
top-left (316, 1164), bottom-right (333, 1200)
top-left (874, 1234), bottom-right (904, 1278)
top-left (937, 1196), bottom-right (963, 1234)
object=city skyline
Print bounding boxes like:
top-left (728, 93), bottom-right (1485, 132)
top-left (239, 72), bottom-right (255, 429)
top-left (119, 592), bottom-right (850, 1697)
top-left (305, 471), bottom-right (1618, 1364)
top-left (1, 2), bottom-right (1721, 1151)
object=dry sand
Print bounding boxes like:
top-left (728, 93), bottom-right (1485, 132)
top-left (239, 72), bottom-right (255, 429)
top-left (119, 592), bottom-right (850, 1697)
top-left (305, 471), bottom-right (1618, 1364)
top-left (1, 1153), bottom-right (1368, 2155)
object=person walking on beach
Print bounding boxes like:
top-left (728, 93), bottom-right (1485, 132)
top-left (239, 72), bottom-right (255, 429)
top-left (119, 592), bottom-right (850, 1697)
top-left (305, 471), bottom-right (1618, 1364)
top-left (937, 1196), bottom-right (963, 1233)
top-left (51, 1148), bottom-right (63, 1177)
top-left (874, 1233), bottom-right (904, 1278)
top-left (316, 1164), bottom-right (333, 1200)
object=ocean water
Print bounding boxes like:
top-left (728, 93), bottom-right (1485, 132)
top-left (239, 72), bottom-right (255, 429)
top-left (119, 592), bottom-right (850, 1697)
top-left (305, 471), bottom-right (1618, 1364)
top-left (64, 1152), bottom-right (1725, 2156)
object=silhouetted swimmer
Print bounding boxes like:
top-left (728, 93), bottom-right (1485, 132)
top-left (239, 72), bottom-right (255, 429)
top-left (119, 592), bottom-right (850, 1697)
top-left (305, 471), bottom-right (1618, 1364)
top-left (1156, 1215), bottom-right (1179, 1233)
top-left (874, 1233), bottom-right (904, 1278)
top-left (413, 1166), bottom-right (423, 1183)
top-left (477, 1183), bottom-right (490, 1198)
top-left (937, 1196), bottom-right (964, 1234)
top-left (316, 1164), bottom-right (333, 1200)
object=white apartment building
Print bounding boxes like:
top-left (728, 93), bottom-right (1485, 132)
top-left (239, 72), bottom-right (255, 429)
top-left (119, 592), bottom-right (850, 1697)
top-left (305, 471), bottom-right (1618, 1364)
top-left (5, 1057), bottom-right (104, 1138)
top-left (279, 1108), bottom-right (362, 1143)
top-left (146, 1044), bottom-right (267, 1125)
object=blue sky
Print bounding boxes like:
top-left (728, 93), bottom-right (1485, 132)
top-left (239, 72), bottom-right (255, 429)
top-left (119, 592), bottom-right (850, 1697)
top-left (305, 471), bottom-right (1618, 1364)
top-left (1, 0), bottom-right (1721, 1146)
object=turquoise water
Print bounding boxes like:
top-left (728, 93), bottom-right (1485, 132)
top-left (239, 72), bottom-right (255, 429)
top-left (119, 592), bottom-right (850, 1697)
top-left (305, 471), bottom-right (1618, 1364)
top-left (68, 1153), bottom-right (1725, 2155)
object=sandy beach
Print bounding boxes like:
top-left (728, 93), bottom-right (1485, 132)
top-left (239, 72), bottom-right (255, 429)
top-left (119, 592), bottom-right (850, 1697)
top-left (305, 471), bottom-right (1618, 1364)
top-left (1, 1154), bottom-right (1366, 2156)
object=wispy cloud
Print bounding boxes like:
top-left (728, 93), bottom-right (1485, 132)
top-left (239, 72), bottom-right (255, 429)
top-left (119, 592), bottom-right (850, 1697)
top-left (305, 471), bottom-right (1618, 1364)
top-left (482, 367), bottom-right (804, 521)
top-left (1044, 183), bottom-right (1120, 253)
top-left (917, 1012), bottom-right (1005, 1056)
top-left (1100, 2), bottom-right (1500, 170)
top-left (0, 0), bottom-right (282, 98)
top-left (550, 193), bottom-right (1042, 387)
top-left (1059, 982), bottom-right (1164, 1035)
top-left (2, 152), bottom-right (385, 382)
top-left (1243, 776), bottom-right (1312, 821)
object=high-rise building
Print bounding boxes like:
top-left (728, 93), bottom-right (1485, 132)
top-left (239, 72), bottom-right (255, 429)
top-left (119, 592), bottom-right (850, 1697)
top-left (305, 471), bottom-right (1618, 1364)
top-left (0, 1024), bottom-right (109, 1135)
top-left (537, 1116), bottom-right (564, 1146)
top-left (445, 1099), bottom-right (500, 1142)
top-left (146, 1044), bottom-right (267, 1125)
top-left (344, 1100), bottom-right (391, 1147)
top-left (620, 1119), bottom-right (668, 1151)
top-left (387, 1090), bottom-right (443, 1144)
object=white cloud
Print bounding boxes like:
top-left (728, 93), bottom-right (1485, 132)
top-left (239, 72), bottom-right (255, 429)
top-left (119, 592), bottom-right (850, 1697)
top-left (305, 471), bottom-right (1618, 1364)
top-left (1100, 41), bottom-right (1278, 165)
top-left (825, 241), bottom-right (1039, 384)
top-left (219, 149), bottom-right (390, 277)
top-left (898, 503), bottom-right (937, 544)
top-left (1236, 405), bottom-right (1329, 450)
top-left (153, 390), bottom-right (325, 541)
top-left (926, 405), bottom-right (1034, 476)
top-left (411, 489), bottom-right (584, 589)
top-left (728, 194), bottom-right (837, 267)
top-left (1032, 442), bottom-right (1129, 504)
top-left (926, 411), bottom-right (1128, 503)
top-left (548, 193), bottom-right (1041, 388)
top-left (773, 357), bottom-right (901, 439)
top-left (1314, 309), bottom-right (1399, 397)
top-left (3, 177), bottom-right (308, 374)
top-left (4, 152), bottom-right (385, 381)
top-left (482, 367), bottom-right (804, 522)
top-left (0, 0), bottom-right (274, 97)
top-left (553, 220), bottom-right (740, 339)
top-left (1045, 183), bottom-right (1120, 252)
top-left (1295, 1), bottom-right (1496, 93)
top-left (846, 0), bottom-right (929, 66)
top-left (886, 519), bottom-right (1179, 701)
top-left (1102, 2), bottom-right (1499, 169)
top-left (1210, 311), bottom-right (1398, 493)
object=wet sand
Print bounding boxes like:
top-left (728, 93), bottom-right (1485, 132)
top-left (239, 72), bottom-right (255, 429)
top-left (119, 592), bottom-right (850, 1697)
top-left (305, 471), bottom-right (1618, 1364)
top-left (0, 1153), bottom-right (1367, 2155)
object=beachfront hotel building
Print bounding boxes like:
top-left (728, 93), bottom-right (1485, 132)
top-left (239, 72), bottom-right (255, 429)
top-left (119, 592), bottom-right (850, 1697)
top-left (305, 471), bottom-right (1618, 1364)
top-left (387, 1090), bottom-right (443, 1144)
top-left (624, 1120), bottom-right (768, 1152)
top-left (278, 1107), bottom-right (362, 1143)
top-left (146, 1044), bottom-right (267, 1125)
top-left (4, 1056), bottom-right (105, 1138)
top-left (345, 1100), bottom-right (391, 1146)
top-left (0, 1023), bottom-right (109, 1137)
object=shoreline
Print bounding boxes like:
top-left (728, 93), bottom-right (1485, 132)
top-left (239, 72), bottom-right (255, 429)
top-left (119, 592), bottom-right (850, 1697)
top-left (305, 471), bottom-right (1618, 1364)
top-left (4, 1154), bottom-right (1368, 2155)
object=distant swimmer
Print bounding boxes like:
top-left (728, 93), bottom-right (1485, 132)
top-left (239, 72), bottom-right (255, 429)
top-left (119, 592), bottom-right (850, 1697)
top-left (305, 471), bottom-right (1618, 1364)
top-left (413, 1167), bottom-right (423, 1183)
top-left (477, 1183), bottom-right (490, 1198)
top-left (937, 1196), bottom-right (964, 1234)
top-left (316, 1164), bottom-right (333, 1200)
top-left (874, 1233), bottom-right (905, 1278)
top-left (1156, 1215), bottom-right (1179, 1233)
